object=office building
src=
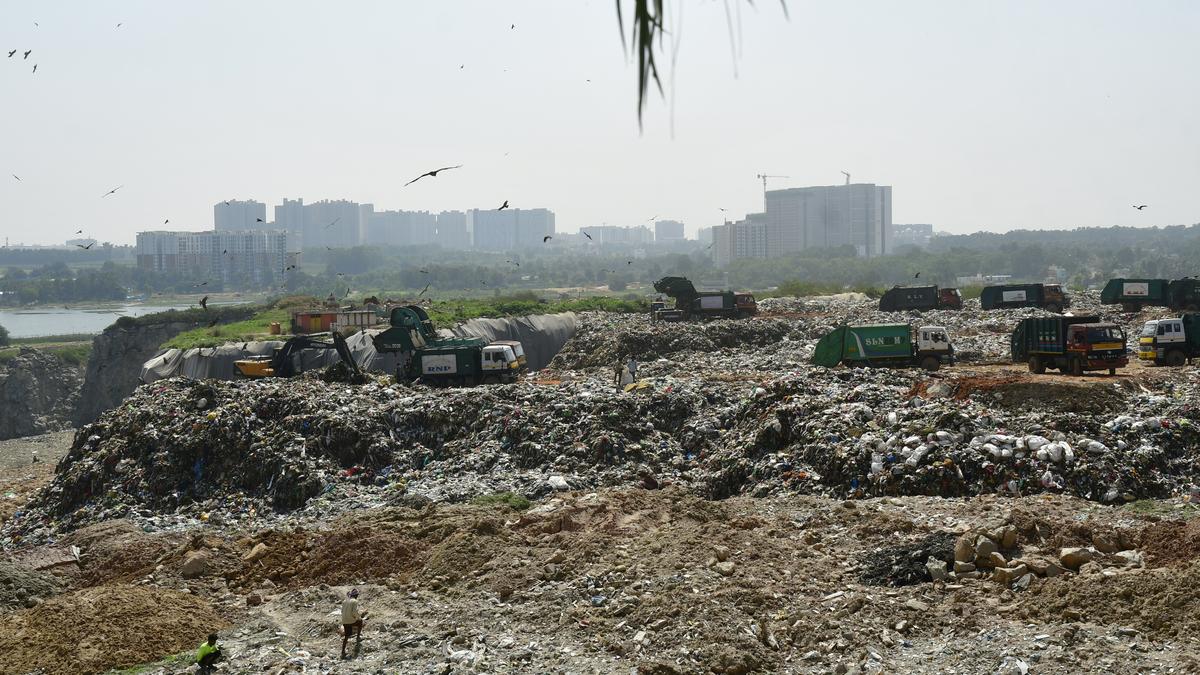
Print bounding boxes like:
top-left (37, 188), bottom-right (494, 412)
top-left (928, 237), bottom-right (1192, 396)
top-left (697, 226), bottom-right (714, 246)
top-left (214, 200), bottom-right (267, 231)
top-left (136, 229), bottom-right (291, 286)
top-left (275, 199), bottom-right (305, 236)
top-left (712, 213), bottom-right (768, 268)
top-left (469, 208), bottom-right (555, 250)
top-left (892, 223), bottom-right (933, 250)
top-left (654, 220), bottom-right (685, 243)
top-left (765, 183), bottom-right (892, 258)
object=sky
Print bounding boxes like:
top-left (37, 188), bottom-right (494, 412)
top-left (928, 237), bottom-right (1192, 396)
top-left (1, 0), bottom-right (1198, 246)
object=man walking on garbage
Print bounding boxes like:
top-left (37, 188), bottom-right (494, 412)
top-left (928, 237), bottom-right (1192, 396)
top-left (626, 357), bottom-right (639, 380)
top-left (196, 633), bottom-right (223, 674)
top-left (341, 588), bottom-right (368, 658)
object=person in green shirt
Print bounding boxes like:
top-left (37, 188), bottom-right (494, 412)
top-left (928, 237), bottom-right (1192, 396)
top-left (196, 633), bottom-right (223, 674)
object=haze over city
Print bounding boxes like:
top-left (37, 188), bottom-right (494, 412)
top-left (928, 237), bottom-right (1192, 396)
top-left (2, 1), bottom-right (1199, 246)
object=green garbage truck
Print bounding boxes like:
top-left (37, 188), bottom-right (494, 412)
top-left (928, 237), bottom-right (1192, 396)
top-left (1138, 314), bottom-right (1200, 366)
top-left (811, 323), bottom-right (955, 371)
top-left (1011, 315), bottom-right (1128, 376)
top-left (1101, 278), bottom-right (1200, 312)
top-left (651, 276), bottom-right (757, 321)
top-left (980, 283), bottom-right (1070, 313)
top-left (372, 304), bottom-right (527, 385)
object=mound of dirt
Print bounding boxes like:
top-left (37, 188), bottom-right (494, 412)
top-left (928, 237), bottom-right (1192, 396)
top-left (295, 526), bottom-right (426, 586)
top-left (1138, 518), bottom-right (1200, 567)
top-left (947, 375), bottom-right (1129, 414)
top-left (0, 559), bottom-right (64, 611)
top-left (0, 585), bottom-right (228, 674)
top-left (62, 520), bottom-right (184, 586)
top-left (859, 532), bottom-right (956, 586)
top-left (1019, 563), bottom-right (1200, 636)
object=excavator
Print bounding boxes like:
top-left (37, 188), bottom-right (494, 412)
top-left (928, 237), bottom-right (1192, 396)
top-left (234, 332), bottom-right (363, 380)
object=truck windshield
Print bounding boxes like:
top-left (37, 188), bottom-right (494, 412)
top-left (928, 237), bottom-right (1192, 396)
top-left (1140, 323), bottom-right (1157, 337)
top-left (1087, 327), bottom-right (1124, 342)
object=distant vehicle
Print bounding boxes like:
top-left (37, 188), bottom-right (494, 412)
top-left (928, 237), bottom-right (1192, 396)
top-left (1138, 314), bottom-right (1200, 366)
top-left (980, 283), bottom-right (1070, 313)
top-left (651, 276), bottom-right (756, 321)
top-left (878, 285), bottom-right (962, 312)
top-left (811, 323), bottom-right (954, 371)
top-left (1011, 315), bottom-right (1127, 376)
top-left (1100, 278), bottom-right (1200, 312)
top-left (234, 332), bottom-right (363, 380)
top-left (371, 304), bottom-right (527, 386)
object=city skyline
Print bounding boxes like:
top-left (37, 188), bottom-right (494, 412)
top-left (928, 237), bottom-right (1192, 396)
top-left (2, 2), bottom-right (1199, 246)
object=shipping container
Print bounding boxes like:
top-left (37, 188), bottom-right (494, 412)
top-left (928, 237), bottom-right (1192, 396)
top-left (1100, 279), bottom-right (1170, 310)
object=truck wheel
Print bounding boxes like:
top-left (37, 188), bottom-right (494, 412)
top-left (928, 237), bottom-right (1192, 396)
top-left (1070, 358), bottom-right (1083, 377)
top-left (1044, 303), bottom-right (1061, 314)
top-left (920, 356), bottom-right (940, 371)
top-left (1165, 350), bottom-right (1186, 367)
top-left (1028, 356), bottom-right (1045, 374)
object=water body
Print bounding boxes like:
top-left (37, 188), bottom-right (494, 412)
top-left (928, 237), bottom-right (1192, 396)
top-left (0, 304), bottom-right (196, 339)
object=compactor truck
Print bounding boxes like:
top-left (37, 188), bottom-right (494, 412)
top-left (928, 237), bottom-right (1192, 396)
top-left (1138, 314), bottom-right (1200, 366)
top-left (372, 304), bottom-right (527, 386)
top-left (878, 285), bottom-right (963, 312)
top-left (1011, 315), bottom-right (1127, 376)
top-left (811, 323), bottom-right (955, 371)
top-left (651, 276), bottom-right (756, 321)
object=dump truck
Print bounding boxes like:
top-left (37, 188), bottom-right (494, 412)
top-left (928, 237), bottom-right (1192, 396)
top-left (980, 283), bottom-right (1070, 313)
top-left (1101, 278), bottom-right (1200, 312)
top-left (811, 323), bottom-right (954, 371)
top-left (1138, 314), bottom-right (1200, 366)
top-left (371, 304), bottom-right (527, 386)
top-left (878, 285), bottom-right (963, 312)
top-left (1011, 315), bottom-right (1128, 376)
top-left (234, 332), bottom-right (364, 380)
top-left (651, 276), bottom-right (756, 321)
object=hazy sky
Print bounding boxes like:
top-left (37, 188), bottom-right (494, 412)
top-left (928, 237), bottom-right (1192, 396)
top-left (1, 1), bottom-right (1198, 245)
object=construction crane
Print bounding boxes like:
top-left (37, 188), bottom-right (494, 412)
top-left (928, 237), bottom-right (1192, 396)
top-left (841, 171), bottom-right (851, 185)
top-left (756, 173), bottom-right (790, 192)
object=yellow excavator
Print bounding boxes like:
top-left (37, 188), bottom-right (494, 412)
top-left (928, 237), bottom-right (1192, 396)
top-left (234, 332), bottom-right (363, 379)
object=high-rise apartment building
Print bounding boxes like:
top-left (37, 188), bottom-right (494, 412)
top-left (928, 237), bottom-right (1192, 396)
top-left (712, 213), bottom-right (768, 267)
top-left (654, 220), bottom-right (685, 243)
top-left (363, 210), bottom-right (438, 246)
top-left (587, 225), bottom-right (653, 245)
top-left (214, 200), bottom-right (267, 231)
top-left (302, 199), bottom-right (364, 249)
top-left (435, 211), bottom-right (470, 249)
top-left (469, 208), bottom-right (555, 250)
top-left (765, 183), bottom-right (892, 258)
top-left (136, 229), bottom-right (291, 286)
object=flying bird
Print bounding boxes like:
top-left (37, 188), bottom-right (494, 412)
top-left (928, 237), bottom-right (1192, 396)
top-left (627, 260), bottom-right (633, 265)
top-left (199, 295), bottom-right (208, 310)
top-left (480, 280), bottom-right (487, 286)
top-left (324, 217), bottom-right (340, 229)
top-left (582, 231), bottom-right (593, 241)
top-left (497, 200), bottom-right (509, 210)
top-left (914, 272), bottom-right (921, 279)
top-left (286, 264), bottom-right (297, 270)
top-left (6, 50), bottom-right (15, 58)
top-left (403, 165), bottom-right (462, 186)
top-left (11, 175), bottom-right (19, 181)
top-left (163, 219), bottom-right (169, 224)
top-left (418, 283), bottom-right (430, 297)
top-left (511, 23), bottom-right (515, 29)
top-left (193, 281), bottom-right (208, 287)
top-left (1133, 205), bottom-right (1148, 210)
top-left (23, 50), bottom-right (31, 59)
top-left (75, 229), bottom-right (83, 234)
top-left (31, 64), bottom-right (36, 74)
top-left (76, 242), bottom-right (95, 250)
top-left (256, 217), bottom-right (264, 222)
top-left (543, 235), bottom-right (552, 243)
top-left (221, 249), bottom-right (227, 255)
top-left (101, 185), bottom-right (123, 198)
top-left (705, 242), bottom-right (714, 250)
top-left (419, 269), bottom-right (429, 274)
top-left (116, 23), bottom-right (122, 28)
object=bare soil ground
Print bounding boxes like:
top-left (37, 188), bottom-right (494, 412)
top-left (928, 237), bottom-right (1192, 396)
top-left (2, 488), bottom-right (1198, 673)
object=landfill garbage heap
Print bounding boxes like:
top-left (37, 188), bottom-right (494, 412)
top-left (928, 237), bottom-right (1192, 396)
top-left (7, 329), bottom-right (1200, 543)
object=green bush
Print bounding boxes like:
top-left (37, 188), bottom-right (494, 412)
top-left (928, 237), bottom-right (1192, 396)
top-left (0, 322), bottom-right (8, 347)
top-left (470, 492), bottom-right (532, 511)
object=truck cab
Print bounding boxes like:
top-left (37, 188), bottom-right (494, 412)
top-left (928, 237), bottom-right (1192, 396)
top-left (1139, 317), bottom-right (1196, 366)
top-left (1042, 284), bottom-right (1070, 313)
top-left (939, 288), bottom-right (964, 310)
top-left (481, 343), bottom-right (523, 378)
top-left (1067, 323), bottom-right (1128, 374)
top-left (916, 325), bottom-right (955, 369)
top-left (733, 292), bottom-right (758, 317)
